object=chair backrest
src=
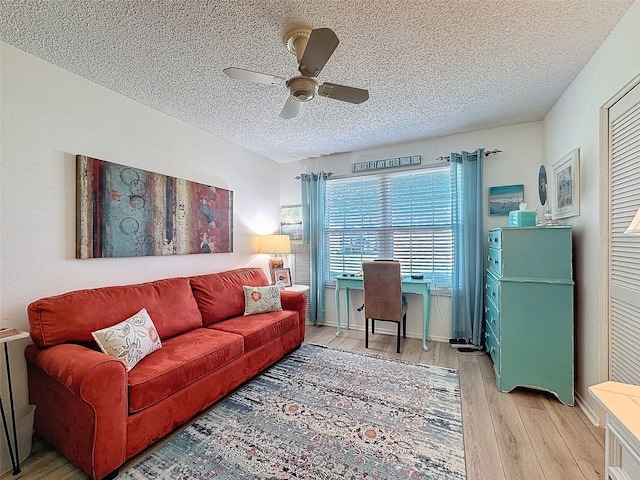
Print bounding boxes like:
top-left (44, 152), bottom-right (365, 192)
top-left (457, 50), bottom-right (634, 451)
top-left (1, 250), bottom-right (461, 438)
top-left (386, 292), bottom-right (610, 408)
top-left (363, 261), bottom-right (403, 321)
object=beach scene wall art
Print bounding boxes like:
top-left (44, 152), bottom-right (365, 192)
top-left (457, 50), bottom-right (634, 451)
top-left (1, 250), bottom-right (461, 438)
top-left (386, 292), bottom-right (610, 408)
top-left (489, 184), bottom-right (524, 215)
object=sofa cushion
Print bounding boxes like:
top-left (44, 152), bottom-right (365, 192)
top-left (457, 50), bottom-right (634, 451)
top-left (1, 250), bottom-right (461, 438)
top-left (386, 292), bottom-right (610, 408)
top-left (243, 285), bottom-right (283, 315)
top-left (127, 328), bottom-right (243, 413)
top-left (28, 277), bottom-right (203, 348)
top-left (208, 310), bottom-right (299, 352)
top-left (92, 308), bottom-right (162, 371)
top-left (189, 268), bottom-right (269, 325)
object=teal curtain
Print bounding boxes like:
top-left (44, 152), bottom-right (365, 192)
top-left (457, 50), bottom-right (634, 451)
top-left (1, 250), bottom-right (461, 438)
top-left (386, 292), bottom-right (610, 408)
top-left (301, 172), bottom-right (328, 323)
top-left (451, 148), bottom-right (485, 346)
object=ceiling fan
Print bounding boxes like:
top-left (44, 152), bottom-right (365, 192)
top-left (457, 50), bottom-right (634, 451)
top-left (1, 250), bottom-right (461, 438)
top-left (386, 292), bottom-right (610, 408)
top-left (223, 27), bottom-right (369, 119)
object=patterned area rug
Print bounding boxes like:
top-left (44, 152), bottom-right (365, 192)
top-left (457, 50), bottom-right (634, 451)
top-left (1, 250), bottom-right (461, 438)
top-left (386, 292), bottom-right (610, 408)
top-left (118, 344), bottom-right (465, 479)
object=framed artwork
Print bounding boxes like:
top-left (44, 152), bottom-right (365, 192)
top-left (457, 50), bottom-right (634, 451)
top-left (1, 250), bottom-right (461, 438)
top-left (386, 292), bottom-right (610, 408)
top-left (489, 184), bottom-right (524, 215)
top-left (280, 204), bottom-right (303, 241)
top-left (552, 148), bottom-right (580, 219)
top-left (76, 155), bottom-right (233, 258)
top-left (273, 268), bottom-right (292, 287)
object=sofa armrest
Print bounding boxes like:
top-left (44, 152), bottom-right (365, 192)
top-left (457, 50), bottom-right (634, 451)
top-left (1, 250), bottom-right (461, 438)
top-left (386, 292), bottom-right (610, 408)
top-left (280, 290), bottom-right (307, 342)
top-left (25, 343), bottom-right (128, 479)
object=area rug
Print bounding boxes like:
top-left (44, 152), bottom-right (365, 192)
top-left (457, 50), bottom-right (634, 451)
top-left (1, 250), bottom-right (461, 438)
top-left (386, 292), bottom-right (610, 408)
top-left (118, 343), bottom-right (465, 479)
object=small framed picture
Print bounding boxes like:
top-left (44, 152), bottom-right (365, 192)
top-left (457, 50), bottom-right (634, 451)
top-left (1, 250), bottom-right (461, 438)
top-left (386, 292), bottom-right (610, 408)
top-left (280, 204), bottom-right (303, 241)
top-left (272, 268), bottom-right (292, 287)
top-left (489, 184), bottom-right (524, 215)
top-left (552, 148), bottom-right (580, 219)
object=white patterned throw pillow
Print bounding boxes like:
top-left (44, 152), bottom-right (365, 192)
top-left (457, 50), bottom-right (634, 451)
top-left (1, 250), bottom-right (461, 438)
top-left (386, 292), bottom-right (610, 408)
top-left (243, 285), bottom-right (283, 316)
top-left (92, 308), bottom-right (162, 371)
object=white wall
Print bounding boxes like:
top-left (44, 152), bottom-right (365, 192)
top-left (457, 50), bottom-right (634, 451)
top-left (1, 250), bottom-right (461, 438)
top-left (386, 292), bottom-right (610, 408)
top-left (0, 42), bottom-right (280, 469)
top-left (543, 0), bottom-right (640, 419)
top-left (281, 122), bottom-right (544, 342)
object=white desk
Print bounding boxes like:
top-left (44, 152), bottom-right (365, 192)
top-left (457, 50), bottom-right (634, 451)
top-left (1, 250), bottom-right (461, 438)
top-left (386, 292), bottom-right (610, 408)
top-left (589, 381), bottom-right (640, 480)
top-left (334, 276), bottom-right (432, 351)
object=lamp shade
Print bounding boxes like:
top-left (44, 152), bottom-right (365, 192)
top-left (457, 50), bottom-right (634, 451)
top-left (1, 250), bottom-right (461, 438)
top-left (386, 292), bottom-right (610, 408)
top-left (624, 206), bottom-right (640, 235)
top-left (259, 234), bottom-right (292, 254)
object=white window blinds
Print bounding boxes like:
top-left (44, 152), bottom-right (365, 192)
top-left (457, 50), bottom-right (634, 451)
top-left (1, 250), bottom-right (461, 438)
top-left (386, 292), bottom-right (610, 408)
top-left (324, 167), bottom-right (453, 290)
top-left (608, 82), bottom-right (640, 385)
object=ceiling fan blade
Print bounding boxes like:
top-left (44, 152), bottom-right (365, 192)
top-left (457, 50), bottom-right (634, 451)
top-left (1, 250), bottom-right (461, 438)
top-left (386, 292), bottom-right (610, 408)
top-left (318, 83), bottom-right (369, 104)
top-left (298, 28), bottom-right (339, 77)
top-left (280, 96), bottom-right (302, 119)
top-left (223, 67), bottom-right (285, 86)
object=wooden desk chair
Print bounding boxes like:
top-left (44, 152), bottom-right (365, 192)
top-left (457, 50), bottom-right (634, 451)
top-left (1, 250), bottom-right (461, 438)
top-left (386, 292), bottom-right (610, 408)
top-left (363, 261), bottom-right (407, 353)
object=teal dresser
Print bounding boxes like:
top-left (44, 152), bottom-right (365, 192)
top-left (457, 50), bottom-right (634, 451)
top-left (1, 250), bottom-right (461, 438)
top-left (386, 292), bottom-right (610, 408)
top-left (484, 226), bottom-right (574, 405)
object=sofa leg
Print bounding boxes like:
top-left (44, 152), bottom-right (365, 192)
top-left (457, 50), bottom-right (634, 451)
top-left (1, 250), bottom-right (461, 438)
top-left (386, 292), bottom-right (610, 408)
top-left (101, 468), bottom-right (119, 480)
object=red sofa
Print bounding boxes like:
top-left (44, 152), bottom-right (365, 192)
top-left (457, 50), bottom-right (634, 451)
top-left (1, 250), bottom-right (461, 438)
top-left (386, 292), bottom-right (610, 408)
top-left (25, 268), bottom-right (306, 480)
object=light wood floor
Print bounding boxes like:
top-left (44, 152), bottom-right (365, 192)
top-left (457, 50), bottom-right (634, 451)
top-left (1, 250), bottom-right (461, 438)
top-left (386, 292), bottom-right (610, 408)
top-left (3, 325), bottom-right (605, 480)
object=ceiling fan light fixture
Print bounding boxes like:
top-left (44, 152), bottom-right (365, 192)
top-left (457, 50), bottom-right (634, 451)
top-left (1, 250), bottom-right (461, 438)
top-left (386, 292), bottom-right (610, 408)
top-left (287, 76), bottom-right (318, 102)
top-left (284, 28), bottom-right (311, 62)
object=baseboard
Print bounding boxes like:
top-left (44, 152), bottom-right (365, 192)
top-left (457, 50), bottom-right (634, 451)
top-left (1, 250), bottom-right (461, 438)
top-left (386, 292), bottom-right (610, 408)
top-left (575, 390), bottom-right (604, 428)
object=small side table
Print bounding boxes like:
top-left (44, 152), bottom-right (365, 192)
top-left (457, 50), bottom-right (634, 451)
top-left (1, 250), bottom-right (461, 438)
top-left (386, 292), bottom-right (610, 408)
top-left (284, 284), bottom-right (310, 293)
top-left (1, 329), bottom-right (30, 475)
top-left (284, 285), bottom-right (311, 323)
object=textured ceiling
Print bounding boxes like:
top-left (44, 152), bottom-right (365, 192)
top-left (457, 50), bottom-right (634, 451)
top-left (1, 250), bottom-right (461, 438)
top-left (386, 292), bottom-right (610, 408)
top-left (0, 1), bottom-right (634, 163)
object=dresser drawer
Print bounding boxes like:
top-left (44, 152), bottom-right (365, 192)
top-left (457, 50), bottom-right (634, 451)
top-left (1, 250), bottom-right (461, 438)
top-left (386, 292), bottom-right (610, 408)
top-left (485, 324), bottom-right (500, 375)
top-left (488, 229), bottom-right (502, 248)
top-left (485, 272), bottom-right (500, 309)
top-left (485, 298), bottom-right (500, 336)
top-left (488, 248), bottom-right (502, 275)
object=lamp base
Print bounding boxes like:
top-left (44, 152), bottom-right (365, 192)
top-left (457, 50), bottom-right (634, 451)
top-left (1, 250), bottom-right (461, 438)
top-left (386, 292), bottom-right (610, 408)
top-left (269, 256), bottom-right (283, 283)
top-left (269, 256), bottom-right (284, 271)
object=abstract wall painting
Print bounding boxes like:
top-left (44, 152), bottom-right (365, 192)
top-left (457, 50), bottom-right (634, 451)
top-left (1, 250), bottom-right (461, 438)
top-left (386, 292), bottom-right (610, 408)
top-left (76, 155), bottom-right (233, 259)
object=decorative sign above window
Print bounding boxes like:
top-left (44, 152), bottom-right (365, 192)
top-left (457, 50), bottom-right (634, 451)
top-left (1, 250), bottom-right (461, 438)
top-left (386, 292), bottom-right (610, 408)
top-left (351, 155), bottom-right (421, 173)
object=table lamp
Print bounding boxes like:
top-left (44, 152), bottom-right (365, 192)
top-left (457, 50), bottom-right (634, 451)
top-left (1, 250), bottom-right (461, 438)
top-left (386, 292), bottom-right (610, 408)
top-left (624, 206), bottom-right (640, 235)
top-left (259, 234), bottom-right (292, 270)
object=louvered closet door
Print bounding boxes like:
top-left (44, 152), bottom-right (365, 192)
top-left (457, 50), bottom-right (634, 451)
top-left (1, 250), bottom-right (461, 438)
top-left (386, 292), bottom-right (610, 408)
top-left (292, 243), bottom-right (312, 322)
top-left (608, 82), bottom-right (640, 384)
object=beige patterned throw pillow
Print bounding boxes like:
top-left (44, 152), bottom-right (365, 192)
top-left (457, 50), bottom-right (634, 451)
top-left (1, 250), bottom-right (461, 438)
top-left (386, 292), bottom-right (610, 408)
top-left (243, 285), bottom-right (283, 316)
top-left (92, 308), bottom-right (162, 371)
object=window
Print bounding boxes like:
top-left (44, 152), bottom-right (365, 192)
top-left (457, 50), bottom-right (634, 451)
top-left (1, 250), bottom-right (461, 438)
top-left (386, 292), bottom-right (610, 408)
top-left (324, 167), bottom-right (453, 292)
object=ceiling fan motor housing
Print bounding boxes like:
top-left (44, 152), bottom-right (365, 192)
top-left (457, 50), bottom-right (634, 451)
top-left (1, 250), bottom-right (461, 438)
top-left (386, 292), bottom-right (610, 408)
top-left (287, 76), bottom-right (318, 102)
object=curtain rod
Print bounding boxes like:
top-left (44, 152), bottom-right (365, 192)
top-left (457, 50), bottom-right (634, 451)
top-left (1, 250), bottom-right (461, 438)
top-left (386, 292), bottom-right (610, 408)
top-left (436, 149), bottom-right (502, 162)
top-left (294, 148), bottom-right (502, 178)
